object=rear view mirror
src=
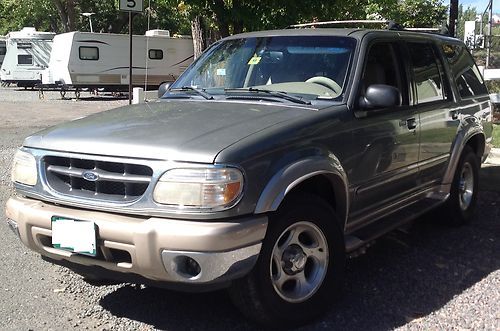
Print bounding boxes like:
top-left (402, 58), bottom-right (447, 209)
top-left (359, 84), bottom-right (402, 109)
top-left (158, 82), bottom-right (171, 98)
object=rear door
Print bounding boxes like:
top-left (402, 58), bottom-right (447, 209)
top-left (405, 41), bottom-right (459, 187)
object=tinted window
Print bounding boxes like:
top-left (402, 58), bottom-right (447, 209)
top-left (79, 46), bottom-right (99, 60)
top-left (408, 43), bottom-right (445, 104)
top-left (149, 49), bottom-right (163, 60)
top-left (361, 42), bottom-right (408, 105)
top-left (0, 46), bottom-right (6, 56)
top-left (442, 44), bottom-right (487, 98)
top-left (18, 54), bottom-right (33, 65)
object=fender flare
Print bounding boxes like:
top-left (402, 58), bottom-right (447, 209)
top-left (439, 117), bottom-right (485, 196)
top-left (254, 156), bottom-right (350, 229)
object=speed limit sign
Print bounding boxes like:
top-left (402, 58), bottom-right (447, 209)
top-left (119, 0), bottom-right (144, 12)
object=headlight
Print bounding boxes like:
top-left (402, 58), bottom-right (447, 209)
top-left (11, 149), bottom-right (37, 186)
top-left (153, 167), bottom-right (243, 211)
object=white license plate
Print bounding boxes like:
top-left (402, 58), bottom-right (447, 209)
top-left (51, 216), bottom-right (97, 256)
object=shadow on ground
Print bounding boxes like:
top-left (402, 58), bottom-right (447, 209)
top-left (99, 190), bottom-right (499, 331)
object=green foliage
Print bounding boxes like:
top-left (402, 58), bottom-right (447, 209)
top-left (365, 0), bottom-right (448, 27)
top-left (0, 0), bottom-right (452, 39)
top-left (0, 0), bottom-right (191, 35)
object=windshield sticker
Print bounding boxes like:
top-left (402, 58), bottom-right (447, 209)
top-left (216, 68), bottom-right (226, 76)
top-left (248, 56), bottom-right (261, 65)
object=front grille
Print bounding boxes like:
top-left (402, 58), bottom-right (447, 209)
top-left (44, 156), bottom-right (153, 202)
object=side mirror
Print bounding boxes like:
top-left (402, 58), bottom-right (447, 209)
top-left (359, 84), bottom-right (402, 109)
top-left (158, 82), bottom-right (171, 98)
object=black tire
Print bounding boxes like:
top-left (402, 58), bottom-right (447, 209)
top-left (229, 193), bottom-right (345, 328)
top-left (442, 146), bottom-right (479, 225)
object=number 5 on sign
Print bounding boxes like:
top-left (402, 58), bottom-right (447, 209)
top-left (119, 0), bottom-right (144, 12)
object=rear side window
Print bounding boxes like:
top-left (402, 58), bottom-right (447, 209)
top-left (18, 54), bottom-right (33, 65)
top-left (408, 43), bottom-right (446, 104)
top-left (79, 46), bottom-right (99, 60)
top-left (442, 44), bottom-right (487, 98)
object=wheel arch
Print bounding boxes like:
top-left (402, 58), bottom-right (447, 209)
top-left (442, 125), bottom-right (485, 189)
top-left (254, 157), bottom-right (349, 230)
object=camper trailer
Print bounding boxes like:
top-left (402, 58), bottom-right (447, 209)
top-left (41, 30), bottom-right (193, 94)
top-left (0, 37), bottom-right (6, 68)
top-left (0, 27), bottom-right (54, 87)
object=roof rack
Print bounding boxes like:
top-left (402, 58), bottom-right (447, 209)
top-left (289, 20), bottom-right (389, 29)
top-left (288, 19), bottom-right (450, 36)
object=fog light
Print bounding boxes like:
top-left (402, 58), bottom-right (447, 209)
top-left (173, 255), bottom-right (202, 279)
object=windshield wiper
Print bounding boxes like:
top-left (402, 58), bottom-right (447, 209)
top-left (224, 87), bottom-right (311, 105)
top-left (170, 86), bottom-right (214, 100)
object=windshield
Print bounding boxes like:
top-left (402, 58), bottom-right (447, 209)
top-left (171, 35), bottom-right (357, 100)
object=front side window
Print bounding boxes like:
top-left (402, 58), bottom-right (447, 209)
top-left (442, 43), bottom-right (487, 98)
top-left (360, 42), bottom-right (408, 105)
top-left (17, 54), bottom-right (33, 65)
top-left (408, 43), bottom-right (446, 104)
top-left (149, 49), bottom-right (163, 60)
top-left (79, 46), bottom-right (99, 60)
top-left (172, 36), bottom-right (357, 100)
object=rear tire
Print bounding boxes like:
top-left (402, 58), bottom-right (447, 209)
top-left (229, 193), bottom-right (345, 328)
top-left (442, 146), bottom-right (479, 225)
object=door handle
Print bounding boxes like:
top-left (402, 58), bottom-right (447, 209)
top-left (406, 118), bottom-right (417, 130)
top-left (450, 110), bottom-right (459, 120)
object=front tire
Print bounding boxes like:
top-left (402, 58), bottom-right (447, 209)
top-left (229, 193), bottom-right (345, 328)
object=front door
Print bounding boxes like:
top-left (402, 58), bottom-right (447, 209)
top-left (348, 41), bottom-right (420, 224)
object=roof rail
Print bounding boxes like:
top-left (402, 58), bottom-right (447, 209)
top-left (288, 19), bottom-right (450, 36)
top-left (289, 20), bottom-right (389, 29)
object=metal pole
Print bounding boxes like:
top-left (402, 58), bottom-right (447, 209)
top-left (486, 0), bottom-right (492, 68)
top-left (129, 12), bottom-right (133, 105)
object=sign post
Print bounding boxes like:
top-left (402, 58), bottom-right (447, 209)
top-left (119, 0), bottom-right (144, 104)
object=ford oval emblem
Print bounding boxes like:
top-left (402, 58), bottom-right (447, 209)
top-left (82, 171), bottom-right (99, 182)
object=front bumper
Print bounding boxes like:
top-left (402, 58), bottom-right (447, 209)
top-left (5, 196), bottom-right (267, 288)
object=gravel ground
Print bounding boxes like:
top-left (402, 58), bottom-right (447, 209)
top-left (1, 86), bottom-right (499, 331)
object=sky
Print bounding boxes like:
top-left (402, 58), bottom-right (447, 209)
top-left (460, 0), bottom-right (499, 13)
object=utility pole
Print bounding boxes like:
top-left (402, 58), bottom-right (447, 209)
top-left (449, 0), bottom-right (458, 37)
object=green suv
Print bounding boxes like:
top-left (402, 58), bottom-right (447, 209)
top-left (6, 25), bottom-right (492, 327)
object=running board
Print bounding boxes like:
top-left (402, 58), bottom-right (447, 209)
top-left (344, 197), bottom-right (443, 256)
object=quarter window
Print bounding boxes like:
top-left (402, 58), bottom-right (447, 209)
top-left (79, 46), bottom-right (99, 60)
top-left (442, 44), bottom-right (487, 98)
top-left (408, 43), bottom-right (446, 104)
top-left (149, 49), bottom-right (163, 60)
top-left (17, 54), bottom-right (33, 65)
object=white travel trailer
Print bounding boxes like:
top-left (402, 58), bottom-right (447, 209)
top-left (0, 27), bottom-right (55, 87)
top-left (42, 30), bottom-right (194, 93)
top-left (0, 37), bottom-right (6, 68)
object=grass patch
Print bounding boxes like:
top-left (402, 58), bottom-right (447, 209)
top-left (493, 124), bottom-right (500, 148)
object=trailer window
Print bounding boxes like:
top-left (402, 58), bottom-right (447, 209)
top-left (18, 54), bottom-right (33, 65)
top-left (79, 46), bottom-right (99, 60)
top-left (0, 47), bottom-right (6, 56)
top-left (149, 49), bottom-right (163, 60)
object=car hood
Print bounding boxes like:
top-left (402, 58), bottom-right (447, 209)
top-left (24, 100), bottom-right (315, 163)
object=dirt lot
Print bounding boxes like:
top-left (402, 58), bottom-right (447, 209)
top-left (1, 86), bottom-right (499, 330)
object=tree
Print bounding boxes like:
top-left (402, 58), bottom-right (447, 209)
top-left (365, 0), bottom-right (448, 28)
